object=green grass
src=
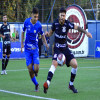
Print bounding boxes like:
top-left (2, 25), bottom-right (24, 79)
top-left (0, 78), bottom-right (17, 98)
top-left (0, 58), bottom-right (100, 100)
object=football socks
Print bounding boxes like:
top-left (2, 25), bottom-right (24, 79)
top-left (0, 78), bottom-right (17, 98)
top-left (2, 56), bottom-right (5, 70)
top-left (31, 76), bottom-right (38, 86)
top-left (5, 56), bottom-right (10, 70)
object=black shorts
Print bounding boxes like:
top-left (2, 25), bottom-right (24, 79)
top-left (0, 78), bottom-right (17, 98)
top-left (52, 47), bottom-right (74, 67)
top-left (3, 44), bottom-right (11, 55)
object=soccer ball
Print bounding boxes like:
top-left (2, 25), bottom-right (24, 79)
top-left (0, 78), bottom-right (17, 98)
top-left (57, 53), bottom-right (66, 66)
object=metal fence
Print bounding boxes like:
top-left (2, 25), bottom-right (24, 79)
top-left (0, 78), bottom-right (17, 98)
top-left (0, 0), bottom-right (100, 23)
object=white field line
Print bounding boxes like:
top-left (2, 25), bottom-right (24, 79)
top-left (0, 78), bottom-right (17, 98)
top-left (0, 66), bottom-right (100, 72)
top-left (0, 89), bottom-right (59, 100)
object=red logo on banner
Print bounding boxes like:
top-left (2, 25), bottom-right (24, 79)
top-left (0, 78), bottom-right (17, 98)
top-left (66, 5), bottom-right (87, 49)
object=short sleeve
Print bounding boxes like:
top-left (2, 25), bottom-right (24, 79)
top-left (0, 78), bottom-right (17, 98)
top-left (9, 25), bottom-right (11, 32)
top-left (38, 24), bottom-right (44, 35)
top-left (51, 21), bottom-right (55, 31)
top-left (0, 26), bottom-right (3, 35)
top-left (68, 21), bottom-right (74, 29)
top-left (23, 20), bottom-right (27, 32)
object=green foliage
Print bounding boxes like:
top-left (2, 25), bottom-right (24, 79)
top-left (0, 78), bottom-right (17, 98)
top-left (0, 0), bottom-right (99, 22)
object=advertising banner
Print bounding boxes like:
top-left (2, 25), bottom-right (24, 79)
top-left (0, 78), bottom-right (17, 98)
top-left (66, 4), bottom-right (88, 57)
top-left (10, 42), bottom-right (25, 59)
top-left (95, 40), bottom-right (100, 58)
top-left (0, 42), bottom-right (25, 59)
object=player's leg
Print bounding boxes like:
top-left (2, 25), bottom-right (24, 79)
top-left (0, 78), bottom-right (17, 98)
top-left (4, 45), bottom-right (11, 74)
top-left (69, 58), bottom-right (78, 93)
top-left (27, 63), bottom-right (39, 91)
top-left (1, 45), bottom-right (6, 75)
top-left (43, 60), bottom-right (57, 94)
top-left (25, 51), bottom-right (39, 91)
top-left (65, 48), bottom-right (78, 93)
top-left (4, 54), bottom-right (10, 75)
top-left (1, 54), bottom-right (6, 75)
top-left (31, 49), bottom-right (40, 91)
top-left (43, 48), bottom-right (60, 94)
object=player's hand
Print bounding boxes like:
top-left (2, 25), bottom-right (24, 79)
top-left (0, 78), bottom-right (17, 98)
top-left (46, 44), bottom-right (49, 50)
top-left (86, 32), bottom-right (92, 38)
top-left (21, 44), bottom-right (24, 53)
top-left (45, 31), bottom-right (49, 37)
top-left (2, 36), bottom-right (5, 39)
top-left (11, 38), bottom-right (14, 41)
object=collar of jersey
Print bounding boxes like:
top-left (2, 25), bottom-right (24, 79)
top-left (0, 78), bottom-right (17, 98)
top-left (30, 18), bottom-right (38, 26)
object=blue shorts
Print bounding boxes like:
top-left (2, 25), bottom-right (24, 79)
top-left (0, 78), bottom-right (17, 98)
top-left (25, 48), bottom-right (39, 66)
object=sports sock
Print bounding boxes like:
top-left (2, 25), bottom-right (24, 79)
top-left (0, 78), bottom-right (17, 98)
top-left (70, 68), bottom-right (77, 85)
top-left (5, 56), bottom-right (10, 70)
top-left (47, 65), bottom-right (56, 86)
top-left (32, 65), bottom-right (34, 71)
top-left (2, 56), bottom-right (5, 70)
top-left (31, 76), bottom-right (38, 86)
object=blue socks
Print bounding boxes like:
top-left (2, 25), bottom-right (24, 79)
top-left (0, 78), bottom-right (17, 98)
top-left (31, 76), bottom-right (38, 86)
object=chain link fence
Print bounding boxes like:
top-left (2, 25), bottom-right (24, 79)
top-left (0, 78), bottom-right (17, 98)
top-left (0, 0), bottom-right (100, 23)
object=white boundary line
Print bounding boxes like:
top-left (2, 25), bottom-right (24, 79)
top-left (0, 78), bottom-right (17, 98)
top-left (0, 66), bottom-right (100, 72)
top-left (0, 89), bottom-right (59, 100)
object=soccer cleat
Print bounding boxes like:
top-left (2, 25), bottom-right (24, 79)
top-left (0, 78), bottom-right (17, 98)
top-left (69, 84), bottom-right (78, 93)
top-left (1, 70), bottom-right (4, 75)
top-left (4, 70), bottom-right (7, 75)
top-left (43, 82), bottom-right (48, 94)
top-left (34, 84), bottom-right (39, 92)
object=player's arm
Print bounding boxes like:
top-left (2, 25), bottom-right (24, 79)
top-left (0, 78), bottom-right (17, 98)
top-left (45, 29), bottom-right (54, 37)
top-left (74, 25), bottom-right (92, 38)
top-left (41, 34), bottom-right (49, 49)
top-left (0, 34), bottom-right (5, 39)
top-left (21, 31), bottom-right (25, 52)
top-left (0, 27), bottom-right (5, 39)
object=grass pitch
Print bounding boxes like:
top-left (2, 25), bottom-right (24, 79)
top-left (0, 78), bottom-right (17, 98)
top-left (0, 58), bottom-right (100, 100)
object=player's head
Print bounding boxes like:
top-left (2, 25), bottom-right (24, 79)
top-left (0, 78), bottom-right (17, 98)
top-left (59, 7), bottom-right (66, 24)
top-left (31, 7), bottom-right (39, 23)
top-left (3, 15), bottom-right (7, 23)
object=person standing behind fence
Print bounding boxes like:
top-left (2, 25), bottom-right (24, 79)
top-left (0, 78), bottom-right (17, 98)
top-left (0, 15), bottom-right (12, 75)
top-left (38, 33), bottom-right (43, 57)
top-left (21, 7), bottom-right (49, 91)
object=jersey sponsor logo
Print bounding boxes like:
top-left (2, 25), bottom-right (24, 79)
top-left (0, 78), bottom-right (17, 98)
top-left (55, 23), bottom-right (59, 25)
top-left (55, 43), bottom-right (66, 48)
top-left (66, 5), bottom-right (87, 49)
top-left (96, 46), bottom-right (100, 52)
top-left (4, 32), bottom-right (10, 35)
top-left (62, 26), bottom-right (66, 32)
top-left (55, 33), bottom-right (66, 39)
top-left (27, 44), bottom-right (36, 49)
top-left (4, 41), bottom-right (10, 45)
top-left (11, 48), bottom-right (23, 52)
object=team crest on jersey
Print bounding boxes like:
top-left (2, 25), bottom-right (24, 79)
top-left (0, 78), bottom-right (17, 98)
top-left (34, 30), bottom-right (36, 33)
top-left (7, 26), bottom-right (9, 29)
top-left (62, 26), bottom-right (66, 32)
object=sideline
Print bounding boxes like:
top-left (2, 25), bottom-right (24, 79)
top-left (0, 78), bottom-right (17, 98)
top-left (0, 89), bottom-right (59, 100)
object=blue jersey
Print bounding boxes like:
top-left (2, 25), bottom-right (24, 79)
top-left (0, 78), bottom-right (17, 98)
top-left (23, 17), bottom-right (44, 50)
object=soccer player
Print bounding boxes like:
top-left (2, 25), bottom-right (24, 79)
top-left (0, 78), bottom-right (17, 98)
top-left (0, 15), bottom-right (12, 75)
top-left (21, 7), bottom-right (49, 91)
top-left (43, 7), bottom-right (92, 93)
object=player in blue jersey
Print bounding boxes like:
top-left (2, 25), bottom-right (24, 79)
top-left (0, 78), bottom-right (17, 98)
top-left (21, 7), bottom-right (49, 92)
top-left (43, 7), bottom-right (92, 94)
